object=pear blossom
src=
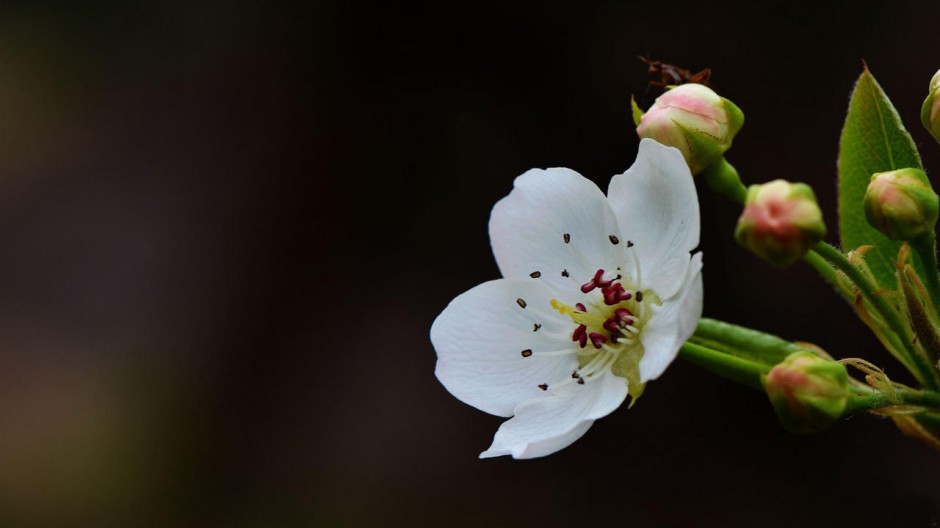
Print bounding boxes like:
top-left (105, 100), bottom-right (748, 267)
top-left (430, 139), bottom-right (703, 459)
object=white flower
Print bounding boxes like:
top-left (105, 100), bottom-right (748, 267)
top-left (431, 139), bottom-right (703, 459)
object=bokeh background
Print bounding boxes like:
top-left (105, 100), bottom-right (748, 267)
top-left (1, 1), bottom-right (939, 526)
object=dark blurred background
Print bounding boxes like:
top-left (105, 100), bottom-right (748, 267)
top-left (1, 1), bottom-right (939, 526)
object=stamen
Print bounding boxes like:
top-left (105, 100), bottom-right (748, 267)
top-left (575, 303), bottom-right (587, 312)
top-left (602, 317), bottom-right (620, 333)
top-left (530, 271), bottom-right (541, 278)
top-left (571, 324), bottom-right (588, 348)
top-left (636, 291), bottom-right (644, 302)
top-left (521, 349), bottom-right (533, 357)
top-left (615, 308), bottom-right (634, 327)
top-left (602, 283), bottom-right (632, 305)
top-left (602, 309), bottom-right (633, 333)
top-left (516, 298), bottom-right (527, 308)
top-left (593, 269), bottom-right (612, 288)
top-left (579, 350), bottom-right (616, 377)
top-left (576, 350), bottom-right (613, 378)
top-left (532, 349), bottom-right (578, 358)
top-left (572, 324), bottom-right (586, 340)
top-left (589, 333), bottom-right (607, 349)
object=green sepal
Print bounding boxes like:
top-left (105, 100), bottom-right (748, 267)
top-left (922, 92), bottom-right (936, 143)
top-left (611, 338), bottom-right (646, 405)
top-left (680, 124), bottom-right (726, 175)
top-left (630, 95), bottom-right (644, 127)
top-left (721, 97), bottom-right (745, 139)
top-left (838, 68), bottom-right (925, 287)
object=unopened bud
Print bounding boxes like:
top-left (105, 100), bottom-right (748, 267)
top-left (636, 84), bottom-right (744, 175)
top-left (864, 168), bottom-right (938, 241)
top-left (734, 180), bottom-right (826, 267)
top-left (922, 69), bottom-right (940, 144)
top-left (762, 351), bottom-right (850, 434)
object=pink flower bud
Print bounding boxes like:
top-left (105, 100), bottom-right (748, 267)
top-left (636, 84), bottom-right (744, 175)
top-left (734, 180), bottom-right (826, 267)
top-left (864, 168), bottom-right (939, 241)
top-left (763, 352), bottom-right (850, 434)
top-left (922, 70), bottom-right (940, 144)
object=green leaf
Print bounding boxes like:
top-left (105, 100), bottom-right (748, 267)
top-left (838, 68), bottom-right (924, 286)
top-left (630, 95), bottom-right (643, 127)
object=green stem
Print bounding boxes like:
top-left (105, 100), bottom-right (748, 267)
top-left (801, 250), bottom-right (851, 303)
top-left (678, 341), bottom-right (769, 390)
top-left (701, 156), bottom-right (747, 204)
top-left (846, 387), bottom-right (940, 414)
top-left (812, 242), bottom-right (910, 345)
top-left (692, 318), bottom-right (804, 366)
top-left (810, 242), bottom-right (938, 388)
top-left (810, 242), bottom-right (900, 332)
top-left (912, 233), bottom-right (940, 310)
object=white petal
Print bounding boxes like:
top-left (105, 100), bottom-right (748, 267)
top-left (479, 371), bottom-right (628, 459)
top-left (482, 420), bottom-right (593, 460)
top-left (607, 139), bottom-right (700, 299)
top-left (432, 279), bottom-right (578, 417)
top-left (675, 252), bottom-right (704, 346)
top-left (638, 252), bottom-right (703, 382)
top-left (489, 167), bottom-right (625, 294)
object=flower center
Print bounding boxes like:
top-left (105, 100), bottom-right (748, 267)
top-left (548, 268), bottom-right (654, 395)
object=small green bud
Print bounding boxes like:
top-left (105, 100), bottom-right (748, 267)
top-left (922, 69), bottom-right (940, 144)
top-left (734, 180), bottom-right (826, 267)
top-left (863, 168), bottom-right (939, 241)
top-left (636, 84), bottom-right (744, 175)
top-left (762, 351), bottom-right (850, 434)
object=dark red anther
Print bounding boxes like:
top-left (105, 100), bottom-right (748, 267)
top-left (603, 283), bottom-right (622, 305)
top-left (602, 316), bottom-right (621, 333)
top-left (614, 307), bottom-right (634, 326)
top-left (602, 283), bottom-right (633, 306)
top-left (593, 269), bottom-right (612, 288)
top-left (589, 333), bottom-right (607, 349)
top-left (603, 307), bottom-right (635, 333)
top-left (572, 324), bottom-right (588, 348)
top-left (602, 285), bottom-right (618, 305)
top-left (572, 324), bottom-right (586, 341)
top-left (615, 307), bottom-right (634, 318)
top-left (580, 280), bottom-right (596, 293)
top-left (575, 303), bottom-right (587, 312)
